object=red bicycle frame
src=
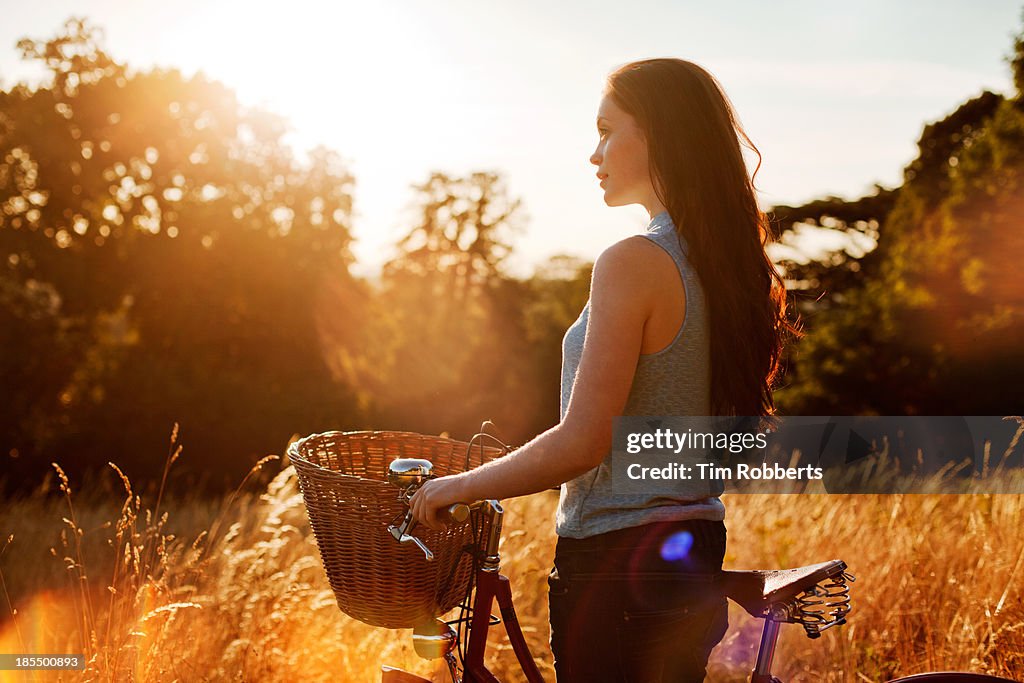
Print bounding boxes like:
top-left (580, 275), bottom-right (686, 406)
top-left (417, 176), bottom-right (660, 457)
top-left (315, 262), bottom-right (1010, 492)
top-left (382, 498), bottom-right (546, 683)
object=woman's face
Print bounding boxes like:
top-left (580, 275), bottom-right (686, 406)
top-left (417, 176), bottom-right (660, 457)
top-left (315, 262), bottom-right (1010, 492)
top-left (590, 93), bottom-right (660, 213)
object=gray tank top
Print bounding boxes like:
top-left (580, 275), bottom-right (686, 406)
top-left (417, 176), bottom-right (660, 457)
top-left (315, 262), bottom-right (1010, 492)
top-left (556, 210), bottom-right (725, 539)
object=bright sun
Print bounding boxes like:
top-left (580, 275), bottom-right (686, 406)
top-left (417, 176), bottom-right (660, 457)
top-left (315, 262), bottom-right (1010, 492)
top-left (170, 1), bottom-right (490, 272)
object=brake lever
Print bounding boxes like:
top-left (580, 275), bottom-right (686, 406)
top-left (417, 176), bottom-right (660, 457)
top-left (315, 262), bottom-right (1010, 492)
top-left (388, 503), bottom-right (437, 561)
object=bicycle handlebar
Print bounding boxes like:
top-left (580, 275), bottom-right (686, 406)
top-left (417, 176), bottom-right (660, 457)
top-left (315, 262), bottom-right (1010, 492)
top-left (441, 502), bottom-right (472, 524)
top-left (387, 457), bottom-right (511, 562)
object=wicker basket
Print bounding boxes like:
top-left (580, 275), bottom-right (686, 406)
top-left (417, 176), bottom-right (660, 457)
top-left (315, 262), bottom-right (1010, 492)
top-left (287, 430), bottom-right (505, 629)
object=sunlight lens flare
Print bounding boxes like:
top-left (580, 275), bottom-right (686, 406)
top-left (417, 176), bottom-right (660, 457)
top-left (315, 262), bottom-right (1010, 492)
top-left (659, 530), bottom-right (694, 563)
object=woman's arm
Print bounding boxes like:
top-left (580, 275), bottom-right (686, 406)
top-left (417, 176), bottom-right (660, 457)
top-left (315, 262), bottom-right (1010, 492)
top-left (409, 236), bottom-right (659, 530)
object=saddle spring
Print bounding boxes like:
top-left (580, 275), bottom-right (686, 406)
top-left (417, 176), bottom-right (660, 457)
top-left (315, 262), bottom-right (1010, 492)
top-left (777, 570), bottom-right (856, 639)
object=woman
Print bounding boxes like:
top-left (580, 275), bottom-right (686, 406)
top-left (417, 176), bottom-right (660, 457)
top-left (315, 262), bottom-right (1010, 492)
top-left (409, 58), bottom-right (799, 682)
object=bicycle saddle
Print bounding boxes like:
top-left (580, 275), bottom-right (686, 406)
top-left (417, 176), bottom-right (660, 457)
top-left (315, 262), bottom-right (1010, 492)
top-left (719, 559), bottom-right (849, 618)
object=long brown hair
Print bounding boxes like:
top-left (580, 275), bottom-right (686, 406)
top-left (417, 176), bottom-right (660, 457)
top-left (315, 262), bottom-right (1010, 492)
top-left (606, 58), bottom-right (801, 417)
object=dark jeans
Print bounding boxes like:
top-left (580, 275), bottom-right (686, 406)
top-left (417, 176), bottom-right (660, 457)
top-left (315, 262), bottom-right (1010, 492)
top-left (547, 519), bottom-right (728, 683)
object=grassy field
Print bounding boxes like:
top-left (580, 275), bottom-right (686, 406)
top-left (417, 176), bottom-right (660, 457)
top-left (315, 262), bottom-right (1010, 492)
top-left (1, 431), bottom-right (1023, 682)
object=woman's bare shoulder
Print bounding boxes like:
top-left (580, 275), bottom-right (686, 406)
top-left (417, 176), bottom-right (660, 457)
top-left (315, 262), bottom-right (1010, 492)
top-left (588, 236), bottom-right (668, 317)
top-left (596, 234), bottom-right (663, 265)
top-left (594, 235), bottom-right (675, 287)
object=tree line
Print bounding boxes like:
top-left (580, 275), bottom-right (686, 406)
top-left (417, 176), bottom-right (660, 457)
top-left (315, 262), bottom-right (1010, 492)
top-left (2, 17), bottom-right (1022, 497)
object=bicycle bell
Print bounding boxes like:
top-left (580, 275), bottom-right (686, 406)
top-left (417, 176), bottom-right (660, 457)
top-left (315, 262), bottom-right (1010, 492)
top-left (388, 458), bottom-right (435, 488)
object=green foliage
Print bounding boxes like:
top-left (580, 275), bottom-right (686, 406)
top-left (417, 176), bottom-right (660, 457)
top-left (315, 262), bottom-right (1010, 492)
top-left (359, 171), bottom-right (570, 439)
top-left (0, 18), bottom-right (596, 494)
top-left (776, 21), bottom-right (1024, 414)
top-left (12, 11), bottom-right (1024, 494)
top-left (770, 187), bottom-right (894, 298)
top-left (1, 18), bottom-right (364, 490)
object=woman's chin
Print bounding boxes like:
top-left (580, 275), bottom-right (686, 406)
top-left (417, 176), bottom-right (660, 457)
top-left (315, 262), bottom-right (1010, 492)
top-left (602, 193), bottom-right (624, 208)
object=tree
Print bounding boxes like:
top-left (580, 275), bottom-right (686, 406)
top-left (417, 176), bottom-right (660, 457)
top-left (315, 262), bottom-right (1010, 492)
top-left (357, 171), bottom-right (528, 436)
top-left (773, 19), bottom-right (1023, 415)
top-left (1, 18), bottom-right (366, 493)
top-left (384, 171), bottom-right (522, 299)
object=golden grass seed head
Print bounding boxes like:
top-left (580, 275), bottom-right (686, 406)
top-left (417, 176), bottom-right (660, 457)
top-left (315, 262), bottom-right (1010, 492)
top-left (51, 462), bottom-right (71, 495)
top-left (108, 462), bottom-right (133, 498)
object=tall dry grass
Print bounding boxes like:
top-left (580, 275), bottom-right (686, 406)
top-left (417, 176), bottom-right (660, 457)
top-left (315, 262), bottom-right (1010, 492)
top-left (1, 423), bottom-right (1023, 682)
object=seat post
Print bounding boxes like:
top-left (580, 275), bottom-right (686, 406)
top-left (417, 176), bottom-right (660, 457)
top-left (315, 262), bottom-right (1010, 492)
top-left (750, 615), bottom-right (783, 683)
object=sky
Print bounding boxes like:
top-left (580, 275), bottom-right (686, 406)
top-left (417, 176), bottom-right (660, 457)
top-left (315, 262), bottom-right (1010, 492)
top-left (0, 0), bottom-right (1020, 279)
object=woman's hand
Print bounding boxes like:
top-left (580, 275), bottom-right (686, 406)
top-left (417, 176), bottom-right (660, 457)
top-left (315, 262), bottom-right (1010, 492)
top-left (408, 474), bottom-right (469, 532)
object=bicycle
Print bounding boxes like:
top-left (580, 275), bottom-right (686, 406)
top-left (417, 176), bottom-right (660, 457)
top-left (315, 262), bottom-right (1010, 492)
top-left (378, 456), bottom-right (1020, 683)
